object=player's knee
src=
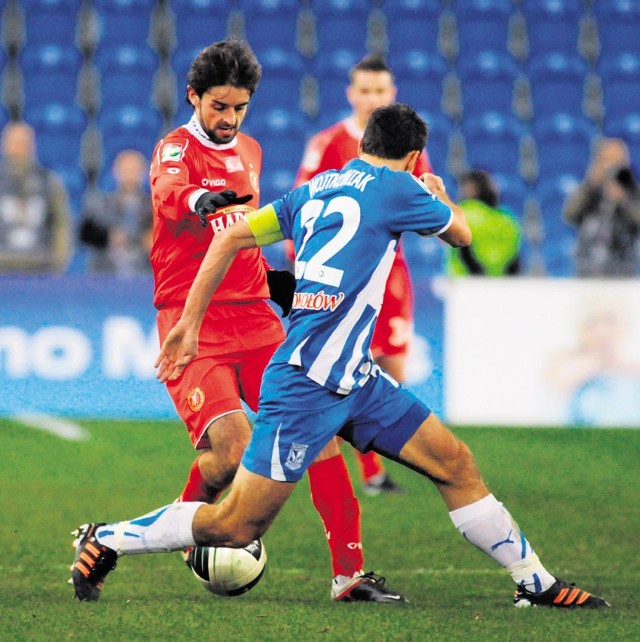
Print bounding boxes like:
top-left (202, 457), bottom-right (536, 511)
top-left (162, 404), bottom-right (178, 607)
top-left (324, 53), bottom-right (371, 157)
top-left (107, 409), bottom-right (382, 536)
top-left (439, 438), bottom-right (479, 485)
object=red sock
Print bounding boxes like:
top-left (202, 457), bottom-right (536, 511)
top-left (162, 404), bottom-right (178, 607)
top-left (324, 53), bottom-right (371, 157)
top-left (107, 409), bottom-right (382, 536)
top-left (307, 453), bottom-right (364, 578)
top-left (178, 454), bottom-right (221, 503)
top-left (357, 450), bottom-right (385, 483)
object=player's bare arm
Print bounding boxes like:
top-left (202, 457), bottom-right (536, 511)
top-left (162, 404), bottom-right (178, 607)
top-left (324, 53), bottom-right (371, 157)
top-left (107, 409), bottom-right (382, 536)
top-left (155, 206), bottom-right (284, 382)
top-left (419, 172), bottom-right (472, 248)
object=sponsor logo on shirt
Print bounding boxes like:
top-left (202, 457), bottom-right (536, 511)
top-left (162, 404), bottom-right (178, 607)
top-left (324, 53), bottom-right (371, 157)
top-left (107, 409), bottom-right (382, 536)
top-left (207, 204), bottom-right (254, 235)
top-left (202, 177), bottom-right (226, 187)
top-left (292, 291), bottom-right (345, 312)
top-left (224, 156), bottom-right (244, 173)
top-left (161, 142), bottom-right (185, 162)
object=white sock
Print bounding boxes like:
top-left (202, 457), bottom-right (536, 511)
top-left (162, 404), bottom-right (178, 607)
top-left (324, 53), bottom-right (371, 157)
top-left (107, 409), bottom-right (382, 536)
top-left (94, 502), bottom-right (204, 556)
top-left (449, 494), bottom-right (555, 592)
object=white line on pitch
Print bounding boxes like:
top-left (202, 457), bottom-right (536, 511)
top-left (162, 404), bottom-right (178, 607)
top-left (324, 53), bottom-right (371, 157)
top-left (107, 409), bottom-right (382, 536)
top-left (13, 413), bottom-right (90, 441)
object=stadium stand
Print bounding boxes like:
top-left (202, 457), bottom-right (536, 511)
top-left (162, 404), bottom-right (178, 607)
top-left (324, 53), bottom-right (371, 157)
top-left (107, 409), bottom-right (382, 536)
top-left (599, 52), bottom-right (640, 124)
top-left (593, 0), bottom-right (640, 60)
top-left (92, 0), bottom-right (155, 47)
top-left (453, 0), bottom-right (513, 55)
top-left (310, 0), bottom-right (371, 53)
top-left (521, 0), bottom-right (583, 58)
top-left (384, 0), bottom-right (442, 58)
top-left (20, 0), bottom-right (83, 47)
top-left (169, 0), bottom-right (232, 53)
top-left (241, 0), bottom-right (300, 55)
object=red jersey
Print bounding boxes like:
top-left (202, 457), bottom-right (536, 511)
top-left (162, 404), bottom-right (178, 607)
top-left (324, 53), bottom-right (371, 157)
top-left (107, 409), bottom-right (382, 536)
top-left (150, 115), bottom-right (269, 309)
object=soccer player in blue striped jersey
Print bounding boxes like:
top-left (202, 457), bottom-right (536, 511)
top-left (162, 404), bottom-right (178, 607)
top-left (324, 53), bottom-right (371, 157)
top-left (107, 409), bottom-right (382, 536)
top-left (71, 104), bottom-right (609, 609)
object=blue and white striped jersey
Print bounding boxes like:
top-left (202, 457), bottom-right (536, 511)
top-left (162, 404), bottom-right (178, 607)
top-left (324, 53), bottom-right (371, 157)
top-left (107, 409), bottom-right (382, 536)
top-left (271, 158), bottom-right (452, 394)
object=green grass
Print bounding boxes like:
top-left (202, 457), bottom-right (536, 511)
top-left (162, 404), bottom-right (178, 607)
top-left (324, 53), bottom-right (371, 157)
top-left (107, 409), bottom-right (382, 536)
top-left (0, 419), bottom-right (638, 641)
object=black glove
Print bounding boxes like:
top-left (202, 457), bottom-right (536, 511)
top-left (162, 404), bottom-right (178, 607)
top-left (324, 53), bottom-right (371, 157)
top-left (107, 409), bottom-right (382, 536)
top-left (193, 190), bottom-right (252, 227)
top-left (266, 269), bottom-right (296, 318)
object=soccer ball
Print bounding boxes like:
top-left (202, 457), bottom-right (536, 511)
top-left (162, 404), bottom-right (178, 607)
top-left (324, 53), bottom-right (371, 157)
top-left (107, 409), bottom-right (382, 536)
top-left (188, 539), bottom-right (267, 597)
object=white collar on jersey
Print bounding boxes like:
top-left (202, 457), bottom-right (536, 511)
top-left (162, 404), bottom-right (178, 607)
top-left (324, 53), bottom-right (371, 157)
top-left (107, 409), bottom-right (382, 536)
top-left (186, 114), bottom-right (239, 151)
top-left (344, 116), bottom-right (365, 141)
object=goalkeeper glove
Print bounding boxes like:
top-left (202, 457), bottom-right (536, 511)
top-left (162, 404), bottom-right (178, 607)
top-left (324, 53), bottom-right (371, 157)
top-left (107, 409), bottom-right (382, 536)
top-left (193, 190), bottom-right (252, 227)
top-left (266, 269), bottom-right (296, 318)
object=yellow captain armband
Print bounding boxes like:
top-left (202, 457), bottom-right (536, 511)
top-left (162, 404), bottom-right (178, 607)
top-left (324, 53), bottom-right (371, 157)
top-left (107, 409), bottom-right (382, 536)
top-left (246, 204), bottom-right (285, 246)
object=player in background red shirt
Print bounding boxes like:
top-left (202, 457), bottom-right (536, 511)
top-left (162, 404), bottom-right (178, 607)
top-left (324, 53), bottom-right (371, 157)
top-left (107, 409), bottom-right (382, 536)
top-left (294, 54), bottom-right (432, 496)
top-left (149, 39), bottom-right (405, 603)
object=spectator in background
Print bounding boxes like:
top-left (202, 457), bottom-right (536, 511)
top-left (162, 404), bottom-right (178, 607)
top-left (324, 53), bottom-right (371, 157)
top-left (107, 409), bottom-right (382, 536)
top-left (79, 149), bottom-right (153, 275)
top-left (446, 169), bottom-right (521, 276)
top-left (563, 138), bottom-right (640, 278)
top-left (0, 121), bottom-right (72, 273)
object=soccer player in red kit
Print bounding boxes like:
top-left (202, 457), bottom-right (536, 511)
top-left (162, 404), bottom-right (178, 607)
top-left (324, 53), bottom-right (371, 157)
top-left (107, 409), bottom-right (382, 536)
top-left (149, 39), bottom-right (404, 602)
top-left (294, 54), bottom-right (432, 495)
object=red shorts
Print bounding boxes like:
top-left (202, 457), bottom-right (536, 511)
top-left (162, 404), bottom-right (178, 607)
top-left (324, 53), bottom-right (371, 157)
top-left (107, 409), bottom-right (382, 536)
top-left (157, 301), bottom-right (285, 450)
top-left (371, 252), bottom-right (414, 359)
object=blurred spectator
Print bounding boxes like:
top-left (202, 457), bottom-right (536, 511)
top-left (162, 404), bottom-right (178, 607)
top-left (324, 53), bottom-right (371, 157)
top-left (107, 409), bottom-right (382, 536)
top-left (0, 121), bottom-right (72, 273)
top-left (446, 169), bottom-right (522, 276)
top-left (563, 138), bottom-right (640, 278)
top-left (79, 149), bottom-right (153, 275)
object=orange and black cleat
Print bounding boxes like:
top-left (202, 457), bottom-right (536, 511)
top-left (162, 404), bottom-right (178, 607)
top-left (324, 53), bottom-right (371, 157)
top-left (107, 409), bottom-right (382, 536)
top-left (513, 579), bottom-right (610, 609)
top-left (70, 523), bottom-right (118, 602)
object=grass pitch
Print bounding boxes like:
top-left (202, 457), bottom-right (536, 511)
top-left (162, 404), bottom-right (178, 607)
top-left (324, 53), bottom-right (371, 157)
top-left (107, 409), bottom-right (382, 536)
top-left (0, 419), bottom-right (638, 641)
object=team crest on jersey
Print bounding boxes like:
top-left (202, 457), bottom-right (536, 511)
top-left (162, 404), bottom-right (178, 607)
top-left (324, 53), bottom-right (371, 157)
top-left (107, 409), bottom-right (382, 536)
top-left (161, 142), bottom-right (185, 163)
top-left (249, 170), bottom-right (259, 193)
top-left (224, 156), bottom-right (244, 173)
top-left (186, 387), bottom-right (205, 412)
top-left (284, 442), bottom-right (308, 471)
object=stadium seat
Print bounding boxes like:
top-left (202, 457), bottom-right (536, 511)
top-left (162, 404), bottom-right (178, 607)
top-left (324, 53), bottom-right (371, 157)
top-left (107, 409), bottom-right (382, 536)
top-left (241, 0), bottom-right (301, 54)
top-left (521, 0), bottom-right (582, 57)
top-left (603, 113), bottom-right (640, 171)
top-left (593, 0), bottom-right (640, 59)
top-left (93, 0), bottom-right (155, 46)
top-left (462, 111), bottom-right (527, 177)
top-left (95, 44), bottom-right (159, 110)
top-left (535, 174), bottom-right (580, 276)
top-left (527, 52), bottom-right (588, 118)
top-left (23, 102), bottom-right (88, 171)
top-left (492, 172), bottom-right (530, 216)
top-left (599, 52), bottom-right (640, 123)
top-left (458, 50), bottom-right (520, 118)
top-left (244, 107), bottom-right (309, 175)
top-left (259, 168), bottom-right (297, 207)
top-left (532, 113), bottom-right (594, 183)
top-left (384, 0), bottom-right (442, 57)
top-left (20, 0), bottom-right (83, 47)
top-left (453, 0), bottom-right (513, 54)
top-left (169, 0), bottom-right (231, 53)
top-left (417, 110), bottom-right (454, 178)
top-left (97, 104), bottom-right (163, 169)
top-left (247, 46), bottom-right (305, 113)
top-left (310, 0), bottom-right (371, 53)
top-left (20, 44), bottom-right (83, 105)
top-left (389, 50), bottom-right (448, 114)
top-left (314, 48), bottom-right (365, 113)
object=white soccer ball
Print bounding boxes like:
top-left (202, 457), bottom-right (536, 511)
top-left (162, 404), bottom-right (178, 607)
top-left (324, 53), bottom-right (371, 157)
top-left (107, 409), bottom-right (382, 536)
top-left (188, 539), bottom-right (267, 597)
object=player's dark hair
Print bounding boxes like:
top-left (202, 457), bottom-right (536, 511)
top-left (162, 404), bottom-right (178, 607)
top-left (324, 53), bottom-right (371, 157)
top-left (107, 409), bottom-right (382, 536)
top-left (361, 104), bottom-right (428, 160)
top-left (185, 38), bottom-right (262, 103)
top-left (459, 169), bottom-right (499, 208)
top-left (349, 54), bottom-right (394, 82)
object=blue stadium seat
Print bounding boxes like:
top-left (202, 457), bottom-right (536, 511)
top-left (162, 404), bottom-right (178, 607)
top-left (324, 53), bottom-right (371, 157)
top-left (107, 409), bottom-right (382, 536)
top-left (527, 53), bottom-right (588, 118)
top-left (454, 0), bottom-right (512, 54)
top-left (521, 0), bottom-right (582, 57)
top-left (97, 104), bottom-right (163, 169)
top-left (20, 0), bottom-right (83, 46)
top-left (248, 46), bottom-right (305, 113)
top-left (458, 50), bottom-right (520, 118)
top-left (535, 174), bottom-right (580, 277)
top-left (462, 111), bottom-right (527, 177)
top-left (315, 48), bottom-right (365, 113)
top-left (171, 46), bottom-right (206, 100)
top-left (0, 104), bottom-right (8, 133)
top-left (169, 0), bottom-right (231, 52)
top-left (599, 53), bottom-right (640, 123)
top-left (20, 44), bottom-right (83, 105)
top-left (311, 0), bottom-right (371, 53)
top-left (93, 0), bottom-right (155, 46)
top-left (95, 44), bottom-right (159, 110)
top-left (384, 0), bottom-right (442, 57)
top-left (245, 107), bottom-right (309, 175)
top-left (492, 172), bottom-right (529, 215)
top-left (23, 103), bottom-right (87, 170)
top-left (241, 0), bottom-right (300, 54)
top-left (259, 168), bottom-right (297, 207)
top-left (603, 113), bottom-right (640, 171)
top-left (417, 110), bottom-right (453, 177)
top-left (593, 0), bottom-right (640, 59)
top-left (389, 50), bottom-right (448, 114)
top-left (532, 113), bottom-right (594, 183)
